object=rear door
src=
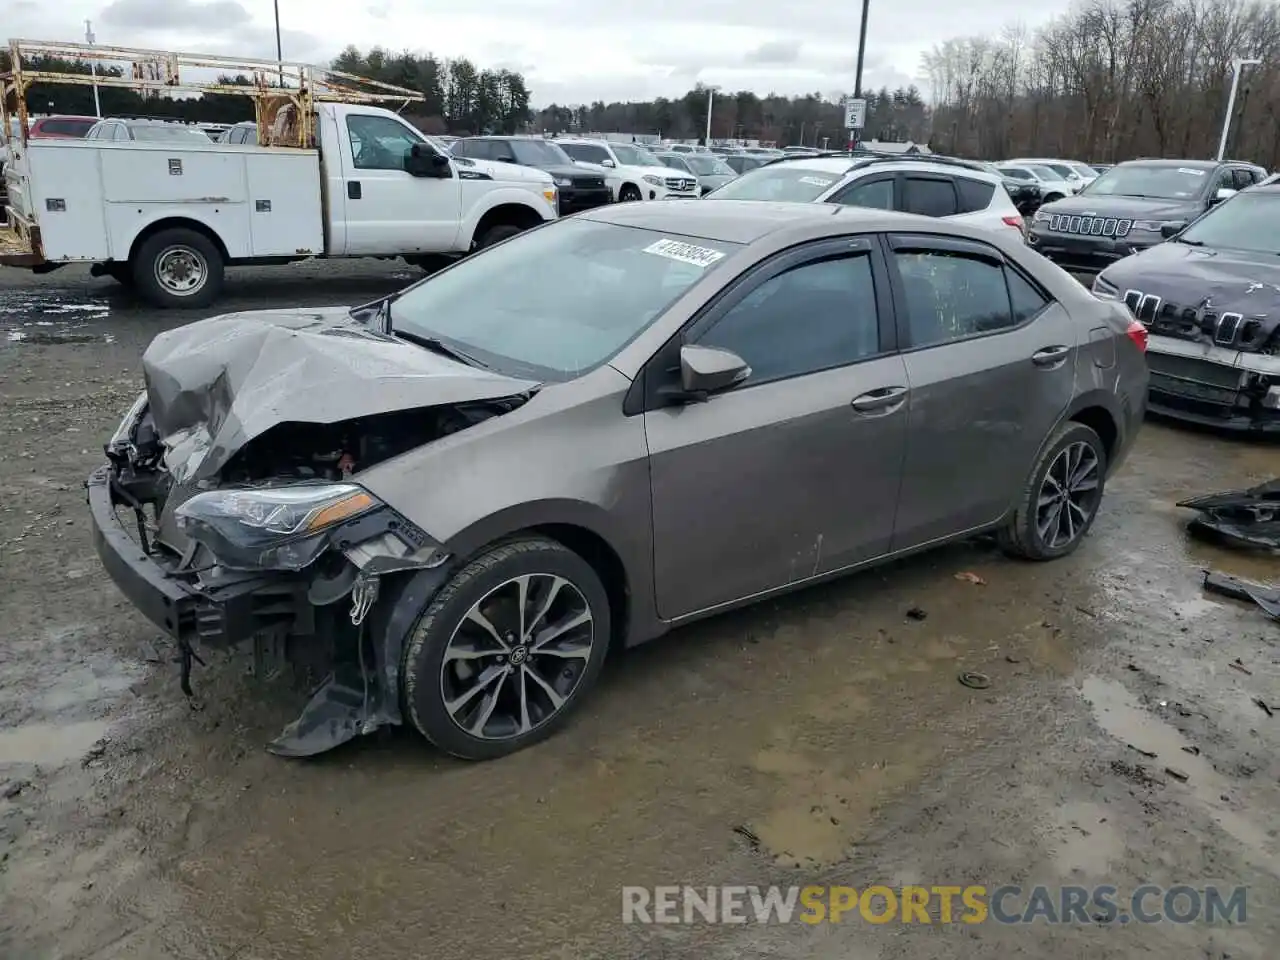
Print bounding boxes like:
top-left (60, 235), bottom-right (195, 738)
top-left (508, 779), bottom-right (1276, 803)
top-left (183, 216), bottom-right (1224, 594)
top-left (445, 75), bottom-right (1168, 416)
top-left (885, 232), bottom-right (1079, 549)
top-left (644, 236), bottom-right (909, 619)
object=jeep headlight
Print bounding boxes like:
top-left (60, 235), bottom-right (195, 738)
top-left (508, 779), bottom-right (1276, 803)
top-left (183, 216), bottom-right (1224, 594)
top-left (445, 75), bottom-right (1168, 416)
top-left (175, 482), bottom-right (384, 571)
top-left (1091, 274), bottom-right (1119, 301)
top-left (1033, 208), bottom-right (1053, 223)
top-left (1131, 220), bottom-right (1176, 234)
top-left (553, 177), bottom-right (572, 188)
top-left (643, 174), bottom-right (664, 186)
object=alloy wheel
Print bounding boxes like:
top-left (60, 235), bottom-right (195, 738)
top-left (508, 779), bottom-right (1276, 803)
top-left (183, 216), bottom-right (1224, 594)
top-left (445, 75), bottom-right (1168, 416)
top-left (1036, 440), bottom-right (1101, 549)
top-left (439, 573), bottom-right (595, 741)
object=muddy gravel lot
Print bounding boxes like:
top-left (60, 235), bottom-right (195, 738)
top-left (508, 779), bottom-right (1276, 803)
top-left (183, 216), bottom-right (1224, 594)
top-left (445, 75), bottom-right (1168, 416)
top-left (1, 262), bottom-right (1277, 960)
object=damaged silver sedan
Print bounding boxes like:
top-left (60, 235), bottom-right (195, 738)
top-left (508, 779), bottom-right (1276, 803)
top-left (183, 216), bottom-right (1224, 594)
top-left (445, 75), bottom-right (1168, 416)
top-left (89, 200), bottom-right (1149, 760)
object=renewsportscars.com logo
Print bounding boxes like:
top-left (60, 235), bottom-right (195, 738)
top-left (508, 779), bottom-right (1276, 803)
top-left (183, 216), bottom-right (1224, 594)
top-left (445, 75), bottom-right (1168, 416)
top-left (621, 884), bottom-right (1248, 925)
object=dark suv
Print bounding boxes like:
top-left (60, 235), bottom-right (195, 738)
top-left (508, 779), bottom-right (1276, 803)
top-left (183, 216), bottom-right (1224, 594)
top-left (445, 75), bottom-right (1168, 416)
top-left (1027, 158), bottom-right (1268, 273)
top-left (450, 136), bottom-right (612, 214)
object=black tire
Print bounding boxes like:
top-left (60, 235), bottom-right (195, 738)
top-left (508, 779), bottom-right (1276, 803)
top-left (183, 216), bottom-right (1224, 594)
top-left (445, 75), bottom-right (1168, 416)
top-left (998, 420), bottom-right (1108, 561)
top-left (132, 228), bottom-right (224, 309)
top-left (475, 223), bottom-right (522, 250)
top-left (402, 536), bottom-right (612, 760)
top-left (618, 184), bottom-right (642, 202)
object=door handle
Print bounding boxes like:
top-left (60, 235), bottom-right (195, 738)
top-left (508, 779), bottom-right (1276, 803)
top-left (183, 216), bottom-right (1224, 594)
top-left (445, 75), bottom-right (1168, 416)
top-left (851, 386), bottom-right (908, 413)
top-left (1031, 345), bottom-right (1070, 367)
top-left (347, 181), bottom-right (362, 200)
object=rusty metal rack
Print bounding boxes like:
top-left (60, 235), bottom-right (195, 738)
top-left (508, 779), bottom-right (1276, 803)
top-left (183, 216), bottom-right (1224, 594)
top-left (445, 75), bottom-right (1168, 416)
top-left (2, 39), bottom-right (425, 149)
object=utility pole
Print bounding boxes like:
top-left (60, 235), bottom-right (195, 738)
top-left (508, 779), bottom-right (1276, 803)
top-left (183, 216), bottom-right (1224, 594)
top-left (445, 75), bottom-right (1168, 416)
top-left (85, 20), bottom-right (101, 117)
top-left (1217, 57), bottom-right (1260, 160)
top-left (273, 0), bottom-right (284, 86)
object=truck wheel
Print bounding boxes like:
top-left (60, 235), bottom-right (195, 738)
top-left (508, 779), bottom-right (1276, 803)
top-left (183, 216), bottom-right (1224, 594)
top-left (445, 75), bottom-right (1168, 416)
top-left (133, 228), bottom-right (224, 309)
top-left (475, 223), bottom-right (522, 250)
top-left (401, 536), bottom-right (611, 760)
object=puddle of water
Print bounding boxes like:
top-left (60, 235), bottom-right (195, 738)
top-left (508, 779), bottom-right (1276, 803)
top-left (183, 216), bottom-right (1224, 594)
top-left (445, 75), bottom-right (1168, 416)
top-left (0, 720), bottom-right (108, 766)
top-left (1080, 676), bottom-right (1276, 862)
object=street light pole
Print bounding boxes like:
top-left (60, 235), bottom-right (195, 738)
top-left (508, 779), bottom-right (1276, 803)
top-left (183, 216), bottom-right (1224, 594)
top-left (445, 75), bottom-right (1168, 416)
top-left (851, 0), bottom-right (871, 148)
top-left (704, 86), bottom-right (717, 146)
top-left (1217, 57), bottom-right (1260, 161)
top-left (85, 20), bottom-right (101, 117)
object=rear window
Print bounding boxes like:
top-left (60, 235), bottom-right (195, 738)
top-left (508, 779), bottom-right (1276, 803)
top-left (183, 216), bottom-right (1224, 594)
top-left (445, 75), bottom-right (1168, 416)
top-left (956, 177), bottom-right (996, 213)
top-left (707, 164), bottom-right (844, 202)
top-left (37, 118), bottom-right (95, 137)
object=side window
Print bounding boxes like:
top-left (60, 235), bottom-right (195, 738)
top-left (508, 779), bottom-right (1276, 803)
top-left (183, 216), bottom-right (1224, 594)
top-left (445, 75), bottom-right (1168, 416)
top-left (345, 114), bottom-right (422, 171)
top-left (831, 176), bottom-right (893, 210)
top-left (1212, 169), bottom-right (1234, 194)
top-left (449, 139), bottom-right (471, 158)
top-left (108, 124), bottom-right (127, 141)
top-left (955, 177), bottom-right (996, 213)
top-left (1231, 168), bottom-right (1255, 190)
top-left (894, 248), bottom-right (1014, 348)
top-left (1007, 268), bottom-right (1050, 323)
top-left (489, 140), bottom-right (518, 162)
top-left (903, 177), bottom-right (958, 217)
top-left (697, 254), bottom-right (880, 384)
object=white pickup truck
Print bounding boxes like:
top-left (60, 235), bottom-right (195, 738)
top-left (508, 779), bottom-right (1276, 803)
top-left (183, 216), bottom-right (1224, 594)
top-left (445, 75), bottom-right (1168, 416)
top-left (0, 100), bottom-right (559, 308)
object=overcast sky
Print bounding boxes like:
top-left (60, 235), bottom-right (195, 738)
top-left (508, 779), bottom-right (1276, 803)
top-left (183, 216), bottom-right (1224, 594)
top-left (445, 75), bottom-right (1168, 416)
top-left (9, 0), bottom-right (1075, 106)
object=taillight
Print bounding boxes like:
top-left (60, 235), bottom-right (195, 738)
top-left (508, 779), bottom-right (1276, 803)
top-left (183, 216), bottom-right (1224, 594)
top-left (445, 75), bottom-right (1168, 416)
top-left (1002, 215), bottom-right (1024, 231)
top-left (1126, 319), bottom-right (1148, 352)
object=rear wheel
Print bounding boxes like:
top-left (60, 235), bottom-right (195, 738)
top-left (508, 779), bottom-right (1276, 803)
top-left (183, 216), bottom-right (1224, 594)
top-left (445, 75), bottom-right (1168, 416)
top-left (132, 228), bottom-right (224, 309)
top-left (402, 537), bottom-right (611, 760)
top-left (998, 421), bottom-right (1108, 561)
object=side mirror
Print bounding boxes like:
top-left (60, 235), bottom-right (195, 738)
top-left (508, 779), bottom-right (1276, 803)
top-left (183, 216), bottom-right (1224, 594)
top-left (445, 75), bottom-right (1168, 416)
top-left (600, 158), bottom-right (616, 168)
top-left (674, 344), bottom-right (750, 400)
top-left (1160, 222), bottom-right (1186, 239)
top-left (1212, 187), bottom-right (1236, 204)
top-left (405, 143), bottom-right (451, 178)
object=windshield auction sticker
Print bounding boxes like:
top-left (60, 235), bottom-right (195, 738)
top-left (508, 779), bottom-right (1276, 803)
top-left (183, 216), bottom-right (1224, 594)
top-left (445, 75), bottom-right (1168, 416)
top-left (643, 238), bottom-right (726, 268)
top-left (1176, 167), bottom-right (1206, 176)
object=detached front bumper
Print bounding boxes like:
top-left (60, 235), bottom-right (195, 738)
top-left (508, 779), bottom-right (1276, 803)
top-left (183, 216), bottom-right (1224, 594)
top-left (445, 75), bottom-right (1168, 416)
top-left (1144, 337), bottom-right (1280, 433)
top-left (86, 465), bottom-right (306, 648)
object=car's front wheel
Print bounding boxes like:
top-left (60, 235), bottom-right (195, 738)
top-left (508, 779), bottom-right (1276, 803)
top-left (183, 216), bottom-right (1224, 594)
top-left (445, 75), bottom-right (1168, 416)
top-left (402, 536), bottom-right (611, 760)
top-left (998, 420), bottom-right (1108, 561)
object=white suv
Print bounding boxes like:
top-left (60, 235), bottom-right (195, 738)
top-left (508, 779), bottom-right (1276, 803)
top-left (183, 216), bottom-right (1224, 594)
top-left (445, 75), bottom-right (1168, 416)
top-left (555, 138), bottom-right (700, 202)
top-left (704, 155), bottom-right (1026, 237)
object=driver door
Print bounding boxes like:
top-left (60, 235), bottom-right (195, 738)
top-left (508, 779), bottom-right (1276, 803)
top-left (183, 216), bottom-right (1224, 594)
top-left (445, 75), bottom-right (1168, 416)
top-left (644, 237), bottom-right (909, 620)
top-left (339, 113), bottom-right (461, 255)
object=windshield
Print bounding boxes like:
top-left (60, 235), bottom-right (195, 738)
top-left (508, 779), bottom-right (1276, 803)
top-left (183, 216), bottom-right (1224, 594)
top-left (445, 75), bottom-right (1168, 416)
top-left (1176, 192), bottom-right (1280, 254)
top-left (612, 144), bottom-right (664, 166)
top-left (511, 139), bottom-right (572, 166)
top-left (1000, 167), bottom-right (1033, 180)
top-left (707, 164), bottom-right (841, 202)
top-left (1070, 163), bottom-right (1099, 178)
top-left (1028, 165), bottom-right (1066, 182)
top-left (130, 124), bottom-right (213, 143)
top-left (1086, 164), bottom-right (1209, 200)
top-left (389, 219), bottom-right (741, 381)
top-left (685, 155), bottom-right (734, 176)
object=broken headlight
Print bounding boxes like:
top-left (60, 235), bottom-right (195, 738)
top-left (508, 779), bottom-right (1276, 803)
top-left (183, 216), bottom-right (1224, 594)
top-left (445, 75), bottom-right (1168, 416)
top-left (174, 482), bottom-right (382, 572)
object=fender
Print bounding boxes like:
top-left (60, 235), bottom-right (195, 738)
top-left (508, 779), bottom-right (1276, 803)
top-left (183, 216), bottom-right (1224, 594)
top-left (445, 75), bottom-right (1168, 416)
top-left (459, 185), bottom-right (556, 241)
top-left (118, 210), bottom-right (239, 262)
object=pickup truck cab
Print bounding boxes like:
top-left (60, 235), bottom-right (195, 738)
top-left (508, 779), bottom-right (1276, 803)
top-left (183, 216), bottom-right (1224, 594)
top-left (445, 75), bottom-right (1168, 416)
top-left (1, 100), bottom-right (558, 308)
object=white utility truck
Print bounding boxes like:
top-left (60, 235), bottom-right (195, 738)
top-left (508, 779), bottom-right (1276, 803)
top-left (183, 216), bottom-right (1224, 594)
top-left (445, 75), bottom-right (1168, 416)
top-left (0, 40), bottom-right (559, 308)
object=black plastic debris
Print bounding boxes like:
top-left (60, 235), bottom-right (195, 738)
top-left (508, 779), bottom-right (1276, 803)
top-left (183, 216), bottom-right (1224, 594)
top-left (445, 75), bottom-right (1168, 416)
top-left (1178, 478), bottom-right (1280, 551)
top-left (1202, 570), bottom-right (1280, 623)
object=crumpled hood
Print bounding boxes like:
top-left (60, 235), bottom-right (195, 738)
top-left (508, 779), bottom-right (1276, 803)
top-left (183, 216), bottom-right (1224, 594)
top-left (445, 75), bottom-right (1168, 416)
top-left (142, 306), bottom-right (539, 483)
top-left (1040, 194), bottom-right (1198, 220)
top-left (1100, 242), bottom-right (1280, 350)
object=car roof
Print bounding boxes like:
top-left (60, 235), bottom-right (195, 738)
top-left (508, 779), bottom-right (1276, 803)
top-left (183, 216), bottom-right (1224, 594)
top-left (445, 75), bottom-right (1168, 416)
top-left (1114, 158), bottom-right (1219, 169)
top-left (577, 198), bottom-right (978, 245)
